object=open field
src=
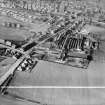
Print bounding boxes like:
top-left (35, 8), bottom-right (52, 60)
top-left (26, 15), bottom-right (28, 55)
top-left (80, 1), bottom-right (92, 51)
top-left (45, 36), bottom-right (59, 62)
top-left (0, 94), bottom-right (38, 105)
top-left (0, 15), bottom-right (50, 41)
top-left (0, 16), bottom-right (30, 41)
top-left (8, 60), bottom-right (105, 86)
top-left (2, 88), bottom-right (105, 105)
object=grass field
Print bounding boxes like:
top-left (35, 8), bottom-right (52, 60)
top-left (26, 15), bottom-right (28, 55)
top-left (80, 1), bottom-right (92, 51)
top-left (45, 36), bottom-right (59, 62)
top-left (8, 59), bottom-right (105, 86)
top-left (3, 88), bottom-right (105, 105)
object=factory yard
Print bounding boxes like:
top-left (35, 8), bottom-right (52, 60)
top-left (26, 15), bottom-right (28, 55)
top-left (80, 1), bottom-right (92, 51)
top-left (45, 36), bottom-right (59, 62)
top-left (1, 0), bottom-right (105, 104)
top-left (0, 10), bottom-right (105, 87)
top-left (1, 19), bottom-right (104, 87)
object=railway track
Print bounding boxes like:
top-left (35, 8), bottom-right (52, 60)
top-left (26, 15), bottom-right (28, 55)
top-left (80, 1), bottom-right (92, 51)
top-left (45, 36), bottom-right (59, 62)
top-left (0, 56), bottom-right (25, 93)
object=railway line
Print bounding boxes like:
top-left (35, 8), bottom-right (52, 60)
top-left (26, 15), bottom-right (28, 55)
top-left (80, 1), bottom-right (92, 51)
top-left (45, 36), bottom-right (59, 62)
top-left (0, 56), bottom-right (25, 93)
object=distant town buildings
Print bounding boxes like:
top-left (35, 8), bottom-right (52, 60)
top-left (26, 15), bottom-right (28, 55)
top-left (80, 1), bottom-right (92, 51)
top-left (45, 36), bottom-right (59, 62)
top-left (0, 0), bottom-right (105, 23)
